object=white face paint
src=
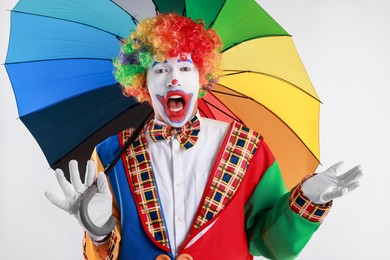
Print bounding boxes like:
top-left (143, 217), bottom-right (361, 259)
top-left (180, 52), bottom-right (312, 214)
top-left (146, 53), bottom-right (200, 127)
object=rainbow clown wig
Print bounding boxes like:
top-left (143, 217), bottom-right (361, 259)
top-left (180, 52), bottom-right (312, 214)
top-left (113, 13), bottom-right (223, 103)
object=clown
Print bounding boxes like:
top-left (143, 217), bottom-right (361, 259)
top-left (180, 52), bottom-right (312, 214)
top-left (45, 13), bottom-right (363, 260)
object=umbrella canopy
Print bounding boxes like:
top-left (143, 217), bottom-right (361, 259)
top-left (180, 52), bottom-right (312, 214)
top-left (5, 0), bottom-right (320, 189)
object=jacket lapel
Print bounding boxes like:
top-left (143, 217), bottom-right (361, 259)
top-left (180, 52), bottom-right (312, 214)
top-left (191, 121), bottom-right (260, 231)
top-left (121, 127), bottom-right (170, 252)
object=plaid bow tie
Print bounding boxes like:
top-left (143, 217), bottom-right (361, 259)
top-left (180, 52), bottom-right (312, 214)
top-left (147, 116), bottom-right (201, 150)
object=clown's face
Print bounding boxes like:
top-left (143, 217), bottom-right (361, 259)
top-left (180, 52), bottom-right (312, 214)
top-left (147, 53), bottom-right (200, 127)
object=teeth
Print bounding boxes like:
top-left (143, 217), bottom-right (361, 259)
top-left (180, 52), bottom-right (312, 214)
top-left (169, 107), bottom-right (183, 112)
top-left (169, 95), bottom-right (182, 99)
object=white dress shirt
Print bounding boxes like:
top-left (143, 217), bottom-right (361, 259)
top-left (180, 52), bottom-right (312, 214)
top-left (146, 114), bottom-right (229, 256)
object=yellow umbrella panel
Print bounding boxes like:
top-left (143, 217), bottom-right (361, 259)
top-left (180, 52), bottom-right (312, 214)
top-left (208, 36), bottom-right (320, 189)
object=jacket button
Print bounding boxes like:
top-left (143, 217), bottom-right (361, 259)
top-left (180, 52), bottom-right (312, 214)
top-left (155, 254), bottom-right (171, 260)
top-left (176, 254), bottom-right (193, 260)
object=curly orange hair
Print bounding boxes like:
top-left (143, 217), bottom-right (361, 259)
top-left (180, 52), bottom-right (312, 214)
top-left (113, 13), bottom-right (222, 103)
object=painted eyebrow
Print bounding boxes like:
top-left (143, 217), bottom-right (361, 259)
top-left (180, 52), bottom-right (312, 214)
top-left (152, 60), bottom-right (168, 68)
top-left (177, 58), bottom-right (193, 64)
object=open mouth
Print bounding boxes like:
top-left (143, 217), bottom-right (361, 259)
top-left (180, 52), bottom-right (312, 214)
top-left (157, 90), bottom-right (193, 123)
top-left (167, 95), bottom-right (185, 112)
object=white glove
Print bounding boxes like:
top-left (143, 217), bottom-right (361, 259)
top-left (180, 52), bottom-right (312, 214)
top-left (45, 160), bottom-right (113, 241)
top-left (301, 161), bottom-right (363, 204)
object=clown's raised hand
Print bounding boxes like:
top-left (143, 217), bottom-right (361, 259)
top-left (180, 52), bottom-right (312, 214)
top-left (45, 160), bottom-right (113, 241)
top-left (301, 161), bottom-right (363, 204)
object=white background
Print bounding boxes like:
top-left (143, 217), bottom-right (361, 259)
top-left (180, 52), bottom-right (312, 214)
top-left (1, 0), bottom-right (389, 259)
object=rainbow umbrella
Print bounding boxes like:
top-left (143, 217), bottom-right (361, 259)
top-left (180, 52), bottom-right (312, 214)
top-left (5, 0), bottom-right (320, 190)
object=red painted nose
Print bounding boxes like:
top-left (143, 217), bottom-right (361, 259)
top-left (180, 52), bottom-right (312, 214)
top-left (171, 79), bottom-right (178, 85)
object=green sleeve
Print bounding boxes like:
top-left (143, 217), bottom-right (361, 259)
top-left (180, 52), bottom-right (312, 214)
top-left (245, 161), bottom-right (321, 259)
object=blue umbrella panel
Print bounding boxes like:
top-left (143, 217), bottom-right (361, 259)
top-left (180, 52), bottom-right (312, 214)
top-left (4, 0), bottom-right (153, 179)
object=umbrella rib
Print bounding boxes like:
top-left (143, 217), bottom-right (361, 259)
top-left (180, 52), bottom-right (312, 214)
top-left (110, 1), bottom-right (140, 24)
top-left (151, 0), bottom-right (160, 14)
top-left (51, 102), bottom-right (150, 168)
top-left (207, 89), bottom-right (244, 122)
top-left (197, 105), bottom-right (209, 119)
top-left (4, 57), bottom-right (114, 66)
top-left (105, 106), bottom-right (154, 175)
top-left (198, 101), bottom-right (217, 120)
top-left (213, 83), bottom-right (320, 162)
top-left (11, 10), bottom-right (126, 41)
top-left (201, 98), bottom-right (244, 124)
top-left (221, 34), bottom-right (291, 52)
top-left (220, 70), bottom-right (322, 103)
top-left (151, 0), bottom-right (185, 16)
top-left (182, 0), bottom-right (186, 16)
top-left (211, 89), bottom-right (248, 99)
top-left (208, 0), bottom-right (227, 29)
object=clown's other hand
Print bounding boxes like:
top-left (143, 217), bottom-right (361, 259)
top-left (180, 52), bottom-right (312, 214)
top-left (301, 161), bottom-right (363, 204)
top-left (45, 160), bottom-right (112, 242)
